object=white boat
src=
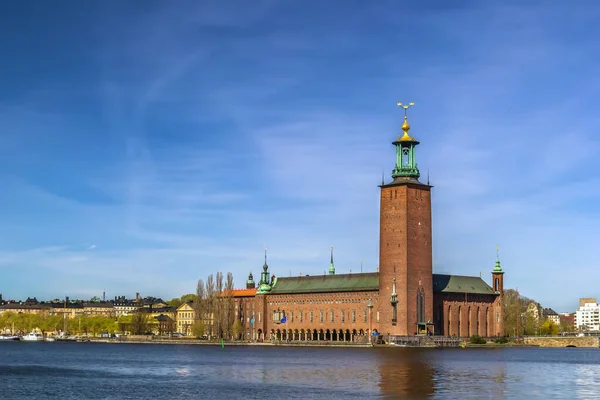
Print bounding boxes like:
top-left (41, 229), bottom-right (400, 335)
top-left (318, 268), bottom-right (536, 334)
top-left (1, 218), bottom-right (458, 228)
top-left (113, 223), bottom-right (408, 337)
top-left (20, 331), bottom-right (44, 341)
top-left (0, 335), bottom-right (19, 341)
top-left (45, 337), bottom-right (56, 342)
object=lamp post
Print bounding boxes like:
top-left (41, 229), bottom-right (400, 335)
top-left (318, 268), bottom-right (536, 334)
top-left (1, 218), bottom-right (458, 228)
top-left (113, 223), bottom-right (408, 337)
top-left (367, 298), bottom-right (374, 345)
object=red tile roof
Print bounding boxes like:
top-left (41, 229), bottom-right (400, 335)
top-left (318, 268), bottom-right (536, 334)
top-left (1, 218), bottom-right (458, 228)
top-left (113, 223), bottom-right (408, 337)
top-left (219, 288), bottom-right (257, 298)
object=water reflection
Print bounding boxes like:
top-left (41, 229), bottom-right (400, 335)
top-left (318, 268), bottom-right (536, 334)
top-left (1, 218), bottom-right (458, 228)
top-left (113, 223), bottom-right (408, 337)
top-left (377, 348), bottom-right (435, 399)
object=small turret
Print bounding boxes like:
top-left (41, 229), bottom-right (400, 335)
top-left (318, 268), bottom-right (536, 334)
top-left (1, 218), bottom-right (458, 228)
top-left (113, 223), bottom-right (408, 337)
top-left (492, 245), bottom-right (504, 294)
top-left (246, 271), bottom-right (255, 289)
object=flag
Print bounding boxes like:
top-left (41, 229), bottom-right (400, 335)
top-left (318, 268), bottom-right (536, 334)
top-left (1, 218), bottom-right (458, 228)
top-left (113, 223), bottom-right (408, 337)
top-left (250, 316), bottom-right (255, 325)
top-left (280, 316), bottom-right (287, 324)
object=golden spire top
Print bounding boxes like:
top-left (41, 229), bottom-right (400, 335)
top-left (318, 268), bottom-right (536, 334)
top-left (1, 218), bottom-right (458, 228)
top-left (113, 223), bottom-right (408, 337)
top-left (397, 101), bottom-right (415, 141)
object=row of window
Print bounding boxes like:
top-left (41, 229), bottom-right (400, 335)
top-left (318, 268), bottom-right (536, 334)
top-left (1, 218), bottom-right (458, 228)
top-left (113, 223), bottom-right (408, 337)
top-left (272, 309), bottom-right (380, 324)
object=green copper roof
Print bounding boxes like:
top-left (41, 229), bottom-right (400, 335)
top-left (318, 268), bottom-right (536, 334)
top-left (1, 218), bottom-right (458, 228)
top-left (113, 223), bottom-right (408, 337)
top-left (493, 259), bottom-right (504, 273)
top-left (432, 274), bottom-right (497, 295)
top-left (269, 273), bottom-right (379, 294)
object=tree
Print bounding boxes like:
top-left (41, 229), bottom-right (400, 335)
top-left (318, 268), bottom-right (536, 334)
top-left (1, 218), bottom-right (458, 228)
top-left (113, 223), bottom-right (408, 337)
top-left (205, 274), bottom-right (215, 337)
top-left (167, 298), bottom-right (182, 308)
top-left (232, 320), bottom-right (243, 340)
top-left (191, 320), bottom-right (205, 338)
top-left (503, 289), bottom-right (542, 337)
top-left (130, 312), bottom-right (150, 335)
top-left (224, 272), bottom-right (235, 339)
top-left (540, 319), bottom-right (559, 336)
top-left (180, 294), bottom-right (196, 304)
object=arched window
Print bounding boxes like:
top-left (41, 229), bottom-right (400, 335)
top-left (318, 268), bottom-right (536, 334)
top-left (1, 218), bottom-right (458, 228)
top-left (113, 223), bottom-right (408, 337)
top-left (417, 289), bottom-right (425, 323)
top-left (458, 306), bottom-right (462, 336)
top-left (330, 309), bottom-right (334, 322)
top-left (486, 307), bottom-right (490, 337)
top-left (320, 310), bottom-right (324, 323)
top-left (310, 310), bottom-right (313, 323)
top-left (495, 278), bottom-right (499, 291)
top-left (352, 310), bottom-right (356, 322)
top-left (468, 306), bottom-right (472, 336)
top-left (363, 309), bottom-right (367, 323)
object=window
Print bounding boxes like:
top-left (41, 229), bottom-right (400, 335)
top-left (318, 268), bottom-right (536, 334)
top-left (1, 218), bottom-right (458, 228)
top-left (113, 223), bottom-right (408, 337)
top-left (341, 310), bottom-right (345, 323)
top-left (300, 311), bottom-right (303, 323)
top-left (310, 310), bottom-right (313, 322)
top-left (320, 310), bottom-right (324, 323)
top-left (352, 310), bottom-right (356, 323)
top-left (330, 310), bottom-right (334, 322)
top-left (259, 312), bottom-right (262, 323)
top-left (376, 311), bottom-right (380, 323)
top-left (417, 289), bottom-right (425, 323)
top-left (363, 309), bottom-right (367, 323)
top-left (291, 311), bottom-right (294, 323)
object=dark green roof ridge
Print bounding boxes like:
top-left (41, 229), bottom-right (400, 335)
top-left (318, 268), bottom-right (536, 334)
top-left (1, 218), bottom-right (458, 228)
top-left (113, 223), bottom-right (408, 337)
top-left (269, 272), bottom-right (379, 294)
top-left (432, 273), bottom-right (497, 295)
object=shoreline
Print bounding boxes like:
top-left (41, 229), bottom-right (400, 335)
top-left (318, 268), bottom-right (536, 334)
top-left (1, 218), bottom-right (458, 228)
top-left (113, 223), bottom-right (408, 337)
top-left (73, 338), bottom-right (541, 348)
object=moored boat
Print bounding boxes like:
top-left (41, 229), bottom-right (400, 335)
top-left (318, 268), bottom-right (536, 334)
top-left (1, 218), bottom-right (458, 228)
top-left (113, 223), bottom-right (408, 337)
top-left (0, 335), bottom-right (20, 341)
top-left (20, 331), bottom-right (43, 342)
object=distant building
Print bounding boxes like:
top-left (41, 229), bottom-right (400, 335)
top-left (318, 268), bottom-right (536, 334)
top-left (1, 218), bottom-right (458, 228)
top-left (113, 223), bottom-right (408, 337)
top-left (83, 302), bottom-right (114, 318)
top-left (559, 313), bottom-right (575, 332)
top-left (526, 302), bottom-right (543, 322)
top-left (575, 300), bottom-right (600, 331)
top-left (579, 298), bottom-right (597, 307)
top-left (543, 308), bottom-right (560, 325)
top-left (176, 302), bottom-right (195, 335)
top-left (114, 296), bottom-right (138, 318)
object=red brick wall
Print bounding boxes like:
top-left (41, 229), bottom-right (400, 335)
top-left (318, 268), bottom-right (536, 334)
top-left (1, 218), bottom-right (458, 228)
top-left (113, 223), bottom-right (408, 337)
top-left (379, 182), bottom-right (433, 335)
top-left (435, 293), bottom-right (502, 337)
top-left (262, 291), bottom-right (380, 339)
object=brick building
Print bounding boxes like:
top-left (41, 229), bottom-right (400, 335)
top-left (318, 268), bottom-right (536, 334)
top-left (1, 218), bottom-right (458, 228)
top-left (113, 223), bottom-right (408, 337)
top-left (229, 107), bottom-right (504, 342)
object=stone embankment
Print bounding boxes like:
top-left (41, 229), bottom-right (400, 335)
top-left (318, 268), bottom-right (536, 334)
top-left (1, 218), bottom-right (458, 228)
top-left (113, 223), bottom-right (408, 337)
top-left (523, 336), bottom-right (599, 348)
top-left (88, 336), bottom-right (371, 347)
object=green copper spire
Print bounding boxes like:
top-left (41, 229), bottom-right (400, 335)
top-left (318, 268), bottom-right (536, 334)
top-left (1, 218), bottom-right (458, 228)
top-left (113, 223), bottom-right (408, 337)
top-left (392, 102), bottom-right (420, 179)
top-left (328, 246), bottom-right (335, 275)
top-left (257, 246), bottom-right (272, 294)
top-left (493, 245), bottom-right (504, 274)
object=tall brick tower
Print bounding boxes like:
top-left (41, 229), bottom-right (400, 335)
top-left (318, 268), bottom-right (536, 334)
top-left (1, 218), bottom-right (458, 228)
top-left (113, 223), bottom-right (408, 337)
top-left (378, 102), bottom-right (433, 336)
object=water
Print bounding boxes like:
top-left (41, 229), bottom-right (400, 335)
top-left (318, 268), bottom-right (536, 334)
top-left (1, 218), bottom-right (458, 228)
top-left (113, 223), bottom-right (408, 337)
top-left (1, 342), bottom-right (599, 399)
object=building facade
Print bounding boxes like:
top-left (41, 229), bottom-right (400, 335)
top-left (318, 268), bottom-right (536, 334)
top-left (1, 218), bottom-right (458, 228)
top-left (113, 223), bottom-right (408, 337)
top-left (575, 299), bottom-right (600, 332)
top-left (225, 107), bottom-right (505, 342)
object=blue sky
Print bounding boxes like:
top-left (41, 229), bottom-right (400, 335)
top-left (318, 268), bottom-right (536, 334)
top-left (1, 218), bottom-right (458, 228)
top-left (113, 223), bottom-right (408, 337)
top-left (1, 1), bottom-right (598, 312)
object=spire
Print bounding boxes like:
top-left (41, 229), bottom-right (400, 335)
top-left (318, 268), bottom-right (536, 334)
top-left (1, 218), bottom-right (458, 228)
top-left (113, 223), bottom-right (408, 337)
top-left (257, 246), bottom-right (273, 294)
top-left (263, 245), bottom-right (268, 272)
top-left (493, 245), bottom-right (504, 273)
top-left (392, 102), bottom-right (420, 180)
top-left (397, 102), bottom-right (415, 141)
top-left (328, 246), bottom-right (335, 275)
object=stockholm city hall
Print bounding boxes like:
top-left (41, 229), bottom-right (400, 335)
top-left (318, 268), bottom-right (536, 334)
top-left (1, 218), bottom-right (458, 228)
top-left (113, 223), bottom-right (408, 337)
top-left (228, 103), bottom-right (505, 343)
